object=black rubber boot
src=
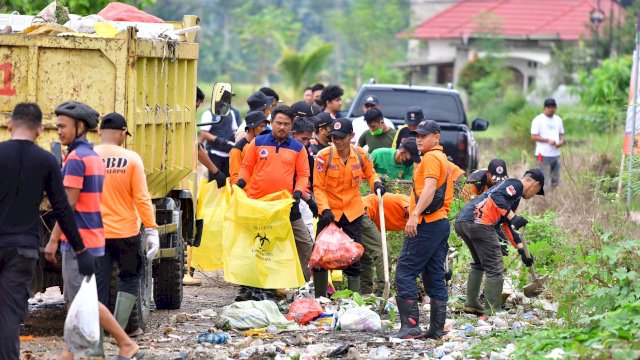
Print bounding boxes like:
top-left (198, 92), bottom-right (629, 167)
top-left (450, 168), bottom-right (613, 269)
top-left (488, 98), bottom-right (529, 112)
top-left (313, 270), bottom-right (329, 298)
top-left (235, 286), bottom-right (254, 301)
top-left (424, 298), bottom-right (448, 339)
top-left (393, 297), bottom-right (422, 339)
top-left (347, 276), bottom-right (360, 293)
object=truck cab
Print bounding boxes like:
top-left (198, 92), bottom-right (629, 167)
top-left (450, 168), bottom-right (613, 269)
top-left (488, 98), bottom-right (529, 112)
top-left (345, 84), bottom-right (488, 172)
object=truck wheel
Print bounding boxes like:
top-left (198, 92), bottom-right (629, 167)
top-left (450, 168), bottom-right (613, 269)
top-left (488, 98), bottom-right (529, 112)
top-left (108, 257), bottom-right (151, 333)
top-left (153, 231), bottom-right (184, 309)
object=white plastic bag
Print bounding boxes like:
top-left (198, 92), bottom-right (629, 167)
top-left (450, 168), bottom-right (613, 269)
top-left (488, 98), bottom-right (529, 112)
top-left (64, 275), bottom-right (100, 354)
top-left (338, 306), bottom-right (382, 331)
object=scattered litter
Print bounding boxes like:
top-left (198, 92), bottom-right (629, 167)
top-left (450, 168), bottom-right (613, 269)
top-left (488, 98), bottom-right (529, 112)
top-left (242, 328), bottom-right (277, 339)
top-left (174, 313), bottom-right (188, 323)
top-left (215, 300), bottom-right (293, 330)
top-left (197, 331), bottom-right (229, 344)
top-left (544, 348), bottom-right (565, 359)
top-left (163, 326), bottom-right (175, 336)
top-left (368, 346), bottom-right (391, 359)
top-left (327, 344), bottom-right (354, 358)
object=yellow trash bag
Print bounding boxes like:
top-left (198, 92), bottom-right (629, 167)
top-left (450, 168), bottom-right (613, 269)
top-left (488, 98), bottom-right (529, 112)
top-left (223, 187), bottom-right (305, 289)
top-left (191, 180), bottom-right (230, 271)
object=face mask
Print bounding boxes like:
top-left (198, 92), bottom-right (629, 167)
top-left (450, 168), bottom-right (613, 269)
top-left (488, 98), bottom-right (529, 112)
top-left (402, 158), bottom-right (414, 167)
top-left (370, 128), bottom-right (383, 136)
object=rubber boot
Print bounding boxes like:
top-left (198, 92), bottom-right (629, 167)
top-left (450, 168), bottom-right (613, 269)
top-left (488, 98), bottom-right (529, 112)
top-left (313, 270), bottom-right (328, 298)
top-left (463, 269), bottom-right (484, 315)
top-left (484, 277), bottom-right (504, 316)
top-left (424, 298), bottom-right (448, 339)
top-left (347, 276), bottom-right (360, 293)
top-left (89, 330), bottom-right (104, 358)
top-left (393, 297), bottom-right (422, 339)
top-left (114, 291), bottom-right (137, 330)
top-left (183, 246), bottom-right (202, 286)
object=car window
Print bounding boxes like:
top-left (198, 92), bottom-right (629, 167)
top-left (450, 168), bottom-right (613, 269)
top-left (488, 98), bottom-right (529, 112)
top-left (351, 89), bottom-right (463, 124)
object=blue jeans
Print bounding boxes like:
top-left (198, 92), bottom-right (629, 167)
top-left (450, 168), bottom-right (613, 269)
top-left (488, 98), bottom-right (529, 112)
top-left (395, 219), bottom-right (450, 302)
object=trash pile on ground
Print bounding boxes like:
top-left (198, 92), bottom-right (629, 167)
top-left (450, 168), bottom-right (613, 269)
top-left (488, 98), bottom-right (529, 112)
top-left (141, 279), bottom-right (560, 360)
top-left (0, 1), bottom-right (199, 40)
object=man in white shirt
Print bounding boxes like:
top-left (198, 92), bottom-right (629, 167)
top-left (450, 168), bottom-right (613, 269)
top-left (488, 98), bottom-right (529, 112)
top-left (351, 95), bottom-right (395, 145)
top-left (530, 98), bottom-right (564, 189)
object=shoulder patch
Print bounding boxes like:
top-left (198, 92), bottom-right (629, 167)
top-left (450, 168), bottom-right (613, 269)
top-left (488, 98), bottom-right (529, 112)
top-left (506, 185), bottom-right (516, 196)
top-left (316, 156), bottom-right (325, 172)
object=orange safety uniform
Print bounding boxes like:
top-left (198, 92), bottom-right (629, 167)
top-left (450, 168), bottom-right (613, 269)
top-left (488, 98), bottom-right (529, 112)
top-left (411, 145), bottom-right (453, 222)
top-left (238, 133), bottom-right (310, 199)
top-left (314, 145), bottom-right (381, 221)
top-left (229, 138), bottom-right (250, 186)
top-left (95, 144), bottom-right (158, 238)
top-left (362, 193), bottom-right (410, 232)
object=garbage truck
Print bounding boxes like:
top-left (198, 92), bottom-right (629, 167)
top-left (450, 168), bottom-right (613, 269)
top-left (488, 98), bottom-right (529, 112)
top-left (0, 15), bottom-right (221, 334)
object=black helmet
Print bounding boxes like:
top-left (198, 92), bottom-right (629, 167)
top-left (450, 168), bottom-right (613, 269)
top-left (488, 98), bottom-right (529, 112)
top-left (55, 101), bottom-right (100, 130)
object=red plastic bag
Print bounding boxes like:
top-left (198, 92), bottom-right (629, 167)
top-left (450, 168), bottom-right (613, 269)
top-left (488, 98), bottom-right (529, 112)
top-left (309, 223), bottom-right (364, 270)
top-left (98, 2), bottom-right (164, 23)
top-left (285, 298), bottom-right (323, 324)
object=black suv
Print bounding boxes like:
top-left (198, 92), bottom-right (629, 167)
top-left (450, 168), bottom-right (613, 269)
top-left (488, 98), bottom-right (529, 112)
top-left (345, 84), bottom-right (488, 172)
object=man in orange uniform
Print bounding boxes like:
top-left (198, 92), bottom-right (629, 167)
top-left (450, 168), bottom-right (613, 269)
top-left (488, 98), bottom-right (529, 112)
top-left (313, 118), bottom-right (385, 297)
top-left (360, 193), bottom-right (410, 295)
top-left (395, 120), bottom-right (455, 340)
top-left (93, 113), bottom-right (159, 342)
top-left (237, 105), bottom-right (311, 300)
top-left (229, 111), bottom-right (270, 186)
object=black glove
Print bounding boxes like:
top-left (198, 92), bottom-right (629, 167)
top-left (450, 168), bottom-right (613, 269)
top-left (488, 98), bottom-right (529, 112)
top-left (76, 251), bottom-right (96, 276)
top-left (212, 170), bottom-right (226, 188)
top-left (236, 179), bottom-right (247, 189)
top-left (321, 209), bottom-right (335, 224)
top-left (293, 190), bottom-right (302, 205)
top-left (373, 181), bottom-right (386, 196)
top-left (214, 137), bottom-right (234, 152)
top-left (500, 243), bottom-right (509, 257)
top-left (306, 197), bottom-right (318, 217)
top-left (518, 248), bottom-right (534, 267)
top-left (511, 215), bottom-right (528, 230)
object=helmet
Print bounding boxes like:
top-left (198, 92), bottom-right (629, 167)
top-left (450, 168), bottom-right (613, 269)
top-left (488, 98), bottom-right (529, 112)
top-left (55, 101), bottom-right (99, 130)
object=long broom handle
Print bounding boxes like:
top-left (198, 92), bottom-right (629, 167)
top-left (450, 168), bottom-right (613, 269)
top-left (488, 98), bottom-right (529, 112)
top-left (377, 189), bottom-right (391, 307)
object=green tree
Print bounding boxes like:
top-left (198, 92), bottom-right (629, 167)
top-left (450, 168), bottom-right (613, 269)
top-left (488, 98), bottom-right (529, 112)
top-left (2, 0), bottom-right (155, 15)
top-left (278, 38), bottom-right (333, 96)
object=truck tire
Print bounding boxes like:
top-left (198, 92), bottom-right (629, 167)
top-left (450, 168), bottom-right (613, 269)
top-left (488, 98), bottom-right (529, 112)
top-left (108, 256), bottom-right (151, 333)
top-left (153, 231), bottom-right (184, 309)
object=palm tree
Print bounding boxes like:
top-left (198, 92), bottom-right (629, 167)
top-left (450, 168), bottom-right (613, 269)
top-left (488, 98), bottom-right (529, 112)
top-left (278, 37), bottom-right (334, 97)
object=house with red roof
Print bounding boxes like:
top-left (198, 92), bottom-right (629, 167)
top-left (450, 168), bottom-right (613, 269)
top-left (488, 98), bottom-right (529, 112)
top-left (398, 0), bottom-right (624, 93)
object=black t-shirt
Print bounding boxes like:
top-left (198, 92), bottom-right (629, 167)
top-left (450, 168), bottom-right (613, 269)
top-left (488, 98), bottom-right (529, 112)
top-left (0, 140), bottom-right (84, 250)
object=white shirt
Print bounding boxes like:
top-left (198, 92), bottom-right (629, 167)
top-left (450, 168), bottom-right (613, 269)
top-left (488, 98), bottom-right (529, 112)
top-left (200, 110), bottom-right (238, 158)
top-left (531, 113), bottom-right (564, 157)
top-left (351, 116), bottom-right (396, 145)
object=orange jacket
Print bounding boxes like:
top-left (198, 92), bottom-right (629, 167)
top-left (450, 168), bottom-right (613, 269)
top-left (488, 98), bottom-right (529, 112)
top-left (411, 145), bottom-right (452, 223)
top-left (362, 193), bottom-right (410, 231)
top-left (314, 145), bottom-right (380, 222)
top-left (238, 134), bottom-right (310, 199)
top-left (95, 144), bottom-right (157, 239)
top-left (229, 138), bottom-right (250, 186)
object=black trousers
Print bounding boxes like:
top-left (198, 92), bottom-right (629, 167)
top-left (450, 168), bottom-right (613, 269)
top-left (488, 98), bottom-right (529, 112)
top-left (0, 246), bottom-right (38, 360)
top-left (96, 235), bottom-right (143, 306)
top-left (315, 214), bottom-right (363, 277)
top-left (208, 154), bottom-right (230, 179)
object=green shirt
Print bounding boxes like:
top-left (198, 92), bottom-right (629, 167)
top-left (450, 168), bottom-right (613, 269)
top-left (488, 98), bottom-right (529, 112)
top-left (370, 148), bottom-right (413, 180)
top-left (358, 128), bottom-right (397, 153)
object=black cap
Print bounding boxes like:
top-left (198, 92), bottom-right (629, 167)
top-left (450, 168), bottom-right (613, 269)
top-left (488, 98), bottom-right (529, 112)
top-left (411, 120), bottom-right (441, 135)
top-left (100, 112), bottom-right (131, 136)
top-left (543, 98), bottom-right (557, 107)
top-left (315, 112), bottom-right (334, 128)
top-left (363, 95), bottom-right (379, 106)
top-left (245, 111), bottom-right (269, 129)
top-left (291, 101), bottom-right (316, 118)
top-left (487, 158), bottom-right (508, 182)
top-left (247, 91), bottom-right (274, 112)
top-left (524, 168), bottom-right (545, 195)
top-left (364, 108), bottom-right (383, 123)
top-left (399, 137), bottom-right (421, 164)
top-left (329, 118), bottom-right (353, 137)
top-left (405, 106), bottom-right (424, 126)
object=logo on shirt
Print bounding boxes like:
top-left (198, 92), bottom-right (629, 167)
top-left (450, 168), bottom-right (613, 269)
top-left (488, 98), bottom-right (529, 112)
top-left (506, 185), bottom-right (516, 196)
top-left (102, 157), bottom-right (128, 174)
top-left (317, 157), bottom-right (325, 172)
top-left (259, 148), bottom-right (268, 159)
